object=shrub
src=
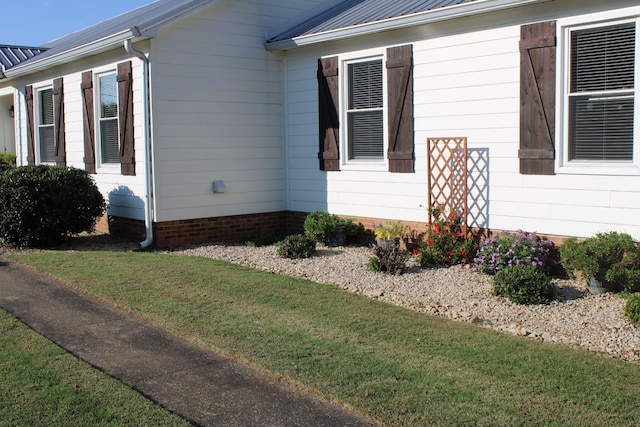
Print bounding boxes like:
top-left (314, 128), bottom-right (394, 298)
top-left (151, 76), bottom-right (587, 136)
top-left (416, 205), bottom-right (472, 267)
top-left (0, 153), bottom-right (16, 166)
top-left (368, 244), bottom-right (410, 275)
top-left (303, 211), bottom-right (358, 245)
top-left (276, 234), bottom-right (316, 259)
top-left (0, 165), bottom-right (106, 248)
top-left (474, 230), bottom-right (558, 275)
top-left (493, 264), bottom-right (555, 305)
top-left (560, 232), bottom-right (640, 292)
top-left (624, 293), bottom-right (640, 326)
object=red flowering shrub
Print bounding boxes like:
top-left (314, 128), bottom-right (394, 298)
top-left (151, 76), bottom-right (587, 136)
top-left (416, 206), bottom-right (472, 267)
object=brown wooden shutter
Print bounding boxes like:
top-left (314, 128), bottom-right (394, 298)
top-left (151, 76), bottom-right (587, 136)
top-left (81, 71), bottom-right (96, 174)
top-left (519, 21), bottom-right (556, 175)
top-left (25, 85), bottom-right (35, 165)
top-left (317, 57), bottom-right (340, 171)
top-left (117, 61), bottom-right (135, 176)
top-left (52, 77), bottom-right (66, 166)
top-left (386, 44), bottom-right (414, 173)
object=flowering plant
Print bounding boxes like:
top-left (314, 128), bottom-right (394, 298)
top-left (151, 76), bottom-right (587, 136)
top-left (372, 221), bottom-right (409, 241)
top-left (473, 230), bottom-right (558, 275)
top-left (416, 206), bottom-right (472, 266)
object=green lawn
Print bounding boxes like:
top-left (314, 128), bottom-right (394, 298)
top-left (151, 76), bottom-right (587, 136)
top-left (0, 309), bottom-right (191, 427)
top-left (8, 251), bottom-right (640, 426)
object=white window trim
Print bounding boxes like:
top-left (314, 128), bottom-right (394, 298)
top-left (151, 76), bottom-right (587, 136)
top-left (339, 49), bottom-right (388, 171)
top-left (94, 68), bottom-right (121, 173)
top-left (33, 83), bottom-right (54, 165)
top-left (556, 7), bottom-right (640, 176)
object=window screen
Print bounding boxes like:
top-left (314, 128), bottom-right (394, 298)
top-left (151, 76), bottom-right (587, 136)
top-left (38, 88), bottom-right (55, 163)
top-left (347, 59), bottom-right (383, 160)
top-left (99, 73), bottom-right (120, 164)
top-left (569, 22), bottom-right (635, 161)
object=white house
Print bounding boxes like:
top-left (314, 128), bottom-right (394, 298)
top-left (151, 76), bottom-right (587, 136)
top-left (0, 0), bottom-right (638, 248)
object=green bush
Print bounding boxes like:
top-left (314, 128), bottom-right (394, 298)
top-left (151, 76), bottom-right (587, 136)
top-left (303, 211), bottom-right (358, 245)
top-left (0, 153), bottom-right (16, 166)
top-left (0, 165), bottom-right (106, 248)
top-left (368, 244), bottom-right (410, 275)
top-left (624, 293), bottom-right (640, 326)
top-left (493, 264), bottom-right (555, 305)
top-left (560, 232), bottom-right (640, 292)
top-left (276, 234), bottom-right (316, 259)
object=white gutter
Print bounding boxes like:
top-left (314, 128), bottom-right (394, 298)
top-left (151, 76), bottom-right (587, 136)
top-left (265, 0), bottom-right (552, 51)
top-left (123, 39), bottom-right (155, 250)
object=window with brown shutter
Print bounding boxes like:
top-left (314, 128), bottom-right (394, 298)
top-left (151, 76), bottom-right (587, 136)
top-left (387, 44), bottom-right (414, 173)
top-left (81, 71), bottom-right (96, 174)
top-left (53, 77), bottom-right (66, 166)
top-left (25, 85), bottom-right (35, 165)
top-left (117, 61), bottom-right (135, 176)
top-left (519, 20), bottom-right (557, 175)
top-left (318, 57), bottom-right (340, 171)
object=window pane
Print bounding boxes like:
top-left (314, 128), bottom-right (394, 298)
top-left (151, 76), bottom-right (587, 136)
top-left (571, 23), bottom-right (635, 92)
top-left (348, 60), bottom-right (383, 109)
top-left (99, 74), bottom-right (118, 118)
top-left (39, 88), bottom-right (53, 126)
top-left (39, 126), bottom-right (55, 163)
top-left (348, 110), bottom-right (383, 159)
top-left (100, 118), bottom-right (120, 163)
top-left (569, 95), bottom-right (634, 160)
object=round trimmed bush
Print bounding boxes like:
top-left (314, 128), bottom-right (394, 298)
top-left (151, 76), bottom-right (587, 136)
top-left (0, 165), bottom-right (106, 248)
top-left (493, 264), bottom-right (555, 305)
top-left (277, 234), bottom-right (316, 259)
top-left (624, 293), bottom-right (640, 326)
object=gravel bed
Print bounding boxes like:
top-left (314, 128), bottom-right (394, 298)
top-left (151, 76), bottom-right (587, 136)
top-left (173, 242), bottom-right (640, 364)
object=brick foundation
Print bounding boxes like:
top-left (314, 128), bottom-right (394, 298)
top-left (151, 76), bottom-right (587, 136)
top-left (107, 211), bottom-right (574, 250)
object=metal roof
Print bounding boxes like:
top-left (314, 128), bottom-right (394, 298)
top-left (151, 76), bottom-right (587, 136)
top-left (3, 0), bottom-right (216, 77)
top-left (0, 45), bottom-right (48, 72)
top-left (267, 0), bottom-right (476, 43)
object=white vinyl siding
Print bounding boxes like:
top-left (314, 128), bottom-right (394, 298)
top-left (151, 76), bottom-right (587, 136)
top-left (36, 87), bottom-right (55, 163)
top-left (568, 21), bottom-right (636, 161)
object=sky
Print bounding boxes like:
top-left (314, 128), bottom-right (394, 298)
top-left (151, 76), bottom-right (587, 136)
top-left (1, 0), bottom-right (154, 47)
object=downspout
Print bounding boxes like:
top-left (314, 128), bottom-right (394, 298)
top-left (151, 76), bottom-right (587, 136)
top-left (124, 38), bottom-right (154, 249)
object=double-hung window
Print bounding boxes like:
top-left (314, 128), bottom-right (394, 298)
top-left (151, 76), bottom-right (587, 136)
top-left (560, 14), bottom-right (639, 171)
top-left (346, 58), bottom-right (384, 162)
top-left (36, 87), bottom-right (55, 163)
top-left (97, 72), bottom-right (120, 165)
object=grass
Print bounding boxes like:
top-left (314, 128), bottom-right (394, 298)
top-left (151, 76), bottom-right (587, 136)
top-left (8, 250), bottom-right (640, 426)
top-left (0, 308), bottom-right (191, 427)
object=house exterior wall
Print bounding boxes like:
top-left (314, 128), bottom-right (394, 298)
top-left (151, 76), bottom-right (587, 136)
top-left (282, 0), bottom-right (640, 240)
top-left (5, 48), bottom-right (148, 221)
top-left (148, 0), bottom-right (340, 224)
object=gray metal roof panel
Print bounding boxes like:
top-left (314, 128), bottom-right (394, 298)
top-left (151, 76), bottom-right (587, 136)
top-left (267, 0), bottom-right (476, 43)
top-left (9, 0), bottom-right (214, 71)
top-left (0, 45), bottom-right (48, 71)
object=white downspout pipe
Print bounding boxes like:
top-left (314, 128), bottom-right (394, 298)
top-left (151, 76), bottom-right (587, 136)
top-left (124, 38), bottom-right (154, 249)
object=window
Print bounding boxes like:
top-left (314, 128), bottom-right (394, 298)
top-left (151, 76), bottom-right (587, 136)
top-left (567, 22), bottom-right (636, 162)
top-left (346, 58), bottom-right (384, 161)
top-left (97, 72), bottom-right (120, 164)
top-left (36, 87), bottom-right (55, 163)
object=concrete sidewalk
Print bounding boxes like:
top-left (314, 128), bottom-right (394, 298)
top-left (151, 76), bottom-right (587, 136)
top-left (0, 258), bottom-right (375, 427)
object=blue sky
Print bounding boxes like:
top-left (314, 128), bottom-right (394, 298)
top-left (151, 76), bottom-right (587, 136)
top-left (2, 0), bottom-right (153, 46)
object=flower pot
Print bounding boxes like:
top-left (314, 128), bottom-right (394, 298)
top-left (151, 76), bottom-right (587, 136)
top-left (588, 276), bottom-right (609, 294)
top-left (378, 238), bottom-right (400, 250)
top-left (326, 226), bottom-right (347, 247)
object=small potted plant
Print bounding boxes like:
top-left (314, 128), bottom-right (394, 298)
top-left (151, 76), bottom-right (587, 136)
top-left (560, 231), bottom-right (640, 293)
top-left (372, 221), bottom-right (409, 249)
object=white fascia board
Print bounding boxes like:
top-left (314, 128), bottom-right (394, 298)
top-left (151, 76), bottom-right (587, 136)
top-left (265, 0), bottom-right (551, 51)
top-left (3, 30), bottom-right (136, 79)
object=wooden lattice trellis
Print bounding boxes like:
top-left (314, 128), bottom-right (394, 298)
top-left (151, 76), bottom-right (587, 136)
top-left (427, 137), bottom-right (468, 233)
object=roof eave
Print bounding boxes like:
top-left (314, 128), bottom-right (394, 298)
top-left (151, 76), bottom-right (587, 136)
top-left (133, 0), bottom-right (218, 37)
top-left (3, 30), bottom-right (136, 80)
top-left (265, 0), bottom-right (551, 51)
